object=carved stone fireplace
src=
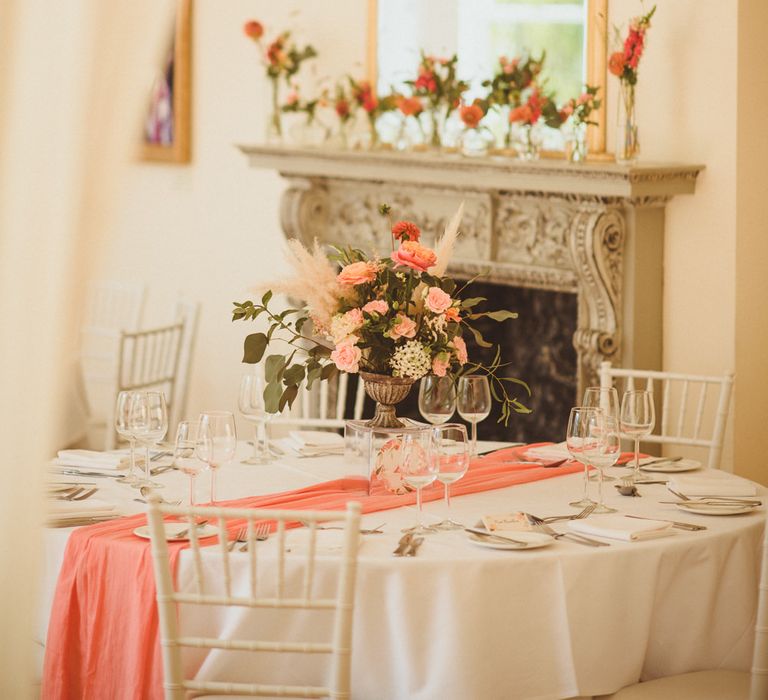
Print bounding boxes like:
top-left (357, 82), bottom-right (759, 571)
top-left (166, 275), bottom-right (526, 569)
top-left (241, 146), bottom-right (702, 438)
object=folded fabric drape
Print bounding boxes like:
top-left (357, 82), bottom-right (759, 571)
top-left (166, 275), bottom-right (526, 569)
top-left (42, 444), bottom-right (581, 699)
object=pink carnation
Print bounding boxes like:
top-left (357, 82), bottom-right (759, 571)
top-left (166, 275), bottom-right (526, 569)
top-left (389, 313), bottom-right (417, 340)
top-left (337, 260), bottom-right (378, 286)
top-left (391, 241), bottom-right (437, 273)
top-left (451, 336), bottom-right (468, 365)
top-left (425, 287), bottom-right (452, 314)
top-left (432, 354), bottom-right (451, 377)
top-left (362, 299), bottom-right (389, 315)
top-left (330, 339), bottom-right (362, 374)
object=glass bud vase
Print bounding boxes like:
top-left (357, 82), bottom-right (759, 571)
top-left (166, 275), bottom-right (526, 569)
top-left (459, 127), bottom-right (492, 157)
top-left (616, 82), bottom-right (639, 162)
top-left (514, 123), bottom-right (540, 161)
top-left (266, 76), bottom-right (282, 144)
top-left (565, 121), bottom-right (588, 163)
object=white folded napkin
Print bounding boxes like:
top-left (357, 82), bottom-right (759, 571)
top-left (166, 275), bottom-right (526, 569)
top-left (668, 473), bottom-right (758, 498)
top-left (54, 449), bottom-right (126, 471)
top-left (523, 442), bottom-right (569, 461)
top-left (47, 498), bottom-right (118, 522)
top-left (568, 515), bottom-right (674, 542)
top-left (287, 430), bottom-right (345, 454)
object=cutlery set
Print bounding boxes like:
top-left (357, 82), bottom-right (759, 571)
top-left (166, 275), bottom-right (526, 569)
top-left (392, 533), bottom-right (424, 557)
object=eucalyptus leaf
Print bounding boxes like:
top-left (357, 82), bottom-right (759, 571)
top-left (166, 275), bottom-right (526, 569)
top-left (465, 324), bottom-right (493, 348)
top-left (243, 333), bottom-right (268, 364)
top-left (261, 290), bottom-right (273, 306)
top-left (264, 381), bottom-right (283, 414)
top-left (283, 363), bottom-right (306, 386)
top-left (279, 384), bottom-right (299, 412)
top-left (264, 354), bottom-right (287, 383)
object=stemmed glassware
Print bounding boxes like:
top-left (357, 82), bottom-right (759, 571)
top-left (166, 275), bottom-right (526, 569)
top-left (582, 414), bottom-right (620, 513)
top-left (174, 421), bottom-right (205, 506)
top-left (431, 423), bottom-right (469, 530)
top-left (566, 406), bottom-right (601, 508)
top-left (239, 373), bottom-right (272, 464)
top-left (114, 390), bottom-right (141, 485)
top-left (196, 410), bottom-right (237, 504)
top-left (132, 391), bottom-right (168, 489)
top-left (457, 374), bottom-right (491, 457)
top-left (582, 386), bottom-right (620, 483)
top-left (400, 430), bottom-right (438, 535)
top-left (620, 389), bottom-right (655, 482)
top-left (418, 375), bottom-right (456, 425)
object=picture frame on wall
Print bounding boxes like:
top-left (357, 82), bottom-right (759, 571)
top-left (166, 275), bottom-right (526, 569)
top-left (141, 0), bottom-right (191, 164)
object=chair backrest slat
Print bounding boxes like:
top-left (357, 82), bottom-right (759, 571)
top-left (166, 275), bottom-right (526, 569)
top-left (675, 380), bottom-right (690, 438)
top-left (661, 379), bottom-right (671, 437)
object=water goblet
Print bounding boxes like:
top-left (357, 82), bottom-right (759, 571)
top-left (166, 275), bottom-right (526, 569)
top-left (196, 410), bottom-right (237, 504)
top-left (239, 373), bottom-right (272, 464)
top-left (620, 389), bottom-right (655, 482)
top-left (582, 386), bottom-right (620, 482)
top-left (174, 421), bottom-right (205, 506)
top-left (418, 375), bottom-right (456, 425)
top-left (583, 414), bottom-right (620, 514)
top-left (431, 423), bottom-right (469, 530)
top-left (132, 391), bottom-right (168, 489)
top-left (566, 406), bottom-right (601, 508)
top-left (400, 430), bottom-right (438, 535)
top-left (457, 374), bottom-right (491, 457)
top-left (114, 390), bottom-right (141, 485)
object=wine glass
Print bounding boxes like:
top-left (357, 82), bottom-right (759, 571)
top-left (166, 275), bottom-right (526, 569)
top-left (582, 386), bottom-right (620, 483)
top-left (196, 410), bottom-right (237, 504)
top-left (457, 374), bottom-right (491, 457)
top-left (400, 430), bottom-right (438, 535)
top-left (114, 390), bottom-right (141, 485)
top-left (431, 423), bottom-right (469, 530)
top-left (566, 406), bottom-right (600, 508)
top-left (620, 390), bottom-right (655, 482)
top-left (418, 375), bottom-right (456, 425)
top-left (174, 421), bottom-right (205, 506)
top-left (239, 373), bottom-right (272, 464)
top-left (582, 414), bottom-right (620, 514)
top-left (132, 391), bottom-right (168, 489)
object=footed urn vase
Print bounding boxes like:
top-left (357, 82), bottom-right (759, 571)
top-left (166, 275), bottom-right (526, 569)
top-left (359, 371), bottom-right (415, 429)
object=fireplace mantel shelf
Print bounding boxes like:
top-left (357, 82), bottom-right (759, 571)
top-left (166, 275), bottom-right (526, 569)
top-left (240, 143), bottom-right (703, 395)
top-left (239, 144), bottom-right (703, 199)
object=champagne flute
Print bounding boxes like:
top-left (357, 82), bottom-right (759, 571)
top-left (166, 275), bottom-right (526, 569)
top-left (400, 430), bottom-right (438, 535)
top-left (431, 423), bottom-right (469, 530)
top-left (114, 390), bottom-right (140, 485)
top-left (620, 390), bottom-right (655, 482)
top-left (582, 386), bottom-right (620, 482)
top-left (132, 391), bottom-right (168, 489)
top-left (418, 375), bottom-right (456, 425)
top-left (583, 414), bottom-right (620, 514)
top-left (196, 410), bottom-right (237, 504)
top-left (239, 373), bottom-right (272, 464)
top-left (457, 374), bottom-right (491, 457)
top-left (566, 406), bottom-right (600, 508)
top-left (174, 421), bottom-right (205, 506)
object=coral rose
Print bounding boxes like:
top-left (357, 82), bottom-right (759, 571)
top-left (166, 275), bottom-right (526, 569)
top-left (432, 353), bottom-right (451, 377)
top-left (335, 99), bottom-right (350, 118)
top-left (444, 306), bottom-right (460, 322)
top-left (362, 299), bottom-right (389, 315)
top-left (330, 339), bottom-right (362, 374)
top-left (451, 335), bottom-right (468, 365)
top-left (398, 96), bottom-right (423, 117)
top-left (608, 52), bottom-right (626, 77)
top-left (425, 286), bottom-right (452, 314)
top-left (389, 313), bottom-right (417, 340)
top-left (243, 20), bottom-right (264, 40)
top-left (460, 104), bottom-right (484, 129)
top-left (391, 220), bottom-right (421, 242)
top-left (337, 260), bottom-right (378, 286)
top-left (391, 241), bottom-right (437, 272)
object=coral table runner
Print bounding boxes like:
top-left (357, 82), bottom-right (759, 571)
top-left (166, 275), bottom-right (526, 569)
top-left (42, 444), bottom-right (585, 699)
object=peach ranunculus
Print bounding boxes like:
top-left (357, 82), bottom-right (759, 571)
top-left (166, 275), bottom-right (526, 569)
top-left (362, 299), bottom-right (389, 316)
top-left (451, 335), bottom-right (468, 365)
top-left (431, 353), bottom-right (451, 377)
top-left (425, 286), bottom-right (452, 314)
top-left (337, 260), bottom-right (378, 285)
top-left (243, 20), bottom-right (264, 40)
top-left (388, 313), bottom-right (417, 340)
top-left (459, 103), bottom-right (484, 129)
top-left (608, 52), bottom-right (626, 77)
top-left (391, 220), bottom-right (421, 242)
top-left (398, 96), bottom-right (423, 117)
top-left (330, 338), bottom-right (362, 373)
top-left (444, 306), bottom-right (460, 323)
top-left (391, 241), bottom-right (437, 273)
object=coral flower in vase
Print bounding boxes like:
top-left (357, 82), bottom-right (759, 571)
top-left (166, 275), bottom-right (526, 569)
top-left (348, 77), bottom-right (396, 149)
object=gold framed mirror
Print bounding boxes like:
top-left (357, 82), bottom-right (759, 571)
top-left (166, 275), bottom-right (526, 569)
top-left (141, 0), bottom-right (192, 164)
top-left (367, 0), bottom-right (608, 157)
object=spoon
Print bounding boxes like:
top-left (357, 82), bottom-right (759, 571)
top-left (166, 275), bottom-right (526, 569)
top-left (134, 487), bottom-right (182, 506)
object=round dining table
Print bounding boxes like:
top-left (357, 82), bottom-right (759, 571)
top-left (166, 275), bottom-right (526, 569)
top-left (38, 442), bottom-right (764, 700)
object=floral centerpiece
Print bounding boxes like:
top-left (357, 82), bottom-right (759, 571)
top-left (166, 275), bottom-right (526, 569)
top-left (608, 5), bottom-right (656, 161)
top-left (559, 86), bottom-right (601, 162)
top-left (348, 77), bottom-right (397, 148)
top-left (243, 19), bottom-right (317, 141)
top-left (232, 205), bottom-right (530, 428)
top-left (406, 53), bottom-right (468, 148)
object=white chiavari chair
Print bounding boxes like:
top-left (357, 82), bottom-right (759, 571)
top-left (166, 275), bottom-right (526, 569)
top-left (599, 513), bottom-right (768, 699)
top-left (169, 298), bottom-right (200, 432)
top-left (599, 361), bottom-right (735, 469)
top-left (147, 498), bottom-right (362, 700)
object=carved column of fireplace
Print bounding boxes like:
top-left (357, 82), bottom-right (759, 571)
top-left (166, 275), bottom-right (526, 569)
top-left (240, 146), bottom-right (702, 394)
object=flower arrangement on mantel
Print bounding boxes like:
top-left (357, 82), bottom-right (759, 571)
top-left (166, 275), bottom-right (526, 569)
top-left (232, 205), bottom-right (531, 426)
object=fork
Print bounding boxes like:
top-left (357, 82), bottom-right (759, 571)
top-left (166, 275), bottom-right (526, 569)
top-left (228, 526), bottom-right (248, 551)
top-left (70, 487), bottom-right (98, 501)
top-left (57, 488), bottom-right (85, 501)
top-left (314, 522), bottom-right (386, 535)
top-left (667, 487), bottom-right (761, 505)
top-left (239, 522), bottom-right (271, 551)
top-left (539, 503), bottom-right (596, 523)
top-left (524, 513), bottom-right (610, 547)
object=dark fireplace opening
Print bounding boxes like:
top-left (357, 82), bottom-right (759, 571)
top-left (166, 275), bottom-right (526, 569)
top-left (348, 283), bottom-right (578, 444)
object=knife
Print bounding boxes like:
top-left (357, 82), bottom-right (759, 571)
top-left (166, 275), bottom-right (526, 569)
top-left (625, 514), bottom-right (707, 531)
top-left (464, 527), bottom-right (529, 546)
top-left (392, 533), bottom-right (414, 557)
top-left (405, 536), bottom-right (425, 556)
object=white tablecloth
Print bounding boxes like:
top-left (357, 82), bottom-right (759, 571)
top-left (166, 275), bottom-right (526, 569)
top-left (39, 444), bottom-right (764, 700)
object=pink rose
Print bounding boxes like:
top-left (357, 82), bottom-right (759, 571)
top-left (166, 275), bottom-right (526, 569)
top-left (389, 313), bottom-right (417, 340)
top-left (451, 336), bottom-right (468, 365)
top-left (330, 339), bottom-right (362, 373)
top-left (285, 90), bottom-right (299, 106)
top-left (390, 241), bottom-right (437, 273)
top-left (345, 308), bottom-right (363, 326)
top-left (577, 92), bottom-right (590, 105)
top-left (432, 354), bottom-right (450, 377)
top-left (337, 260), bottom-right (378, 286)
top-left (362, 299), bottom-right (388, 315)
top-left (425, 287), bottom-right (452, 314)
